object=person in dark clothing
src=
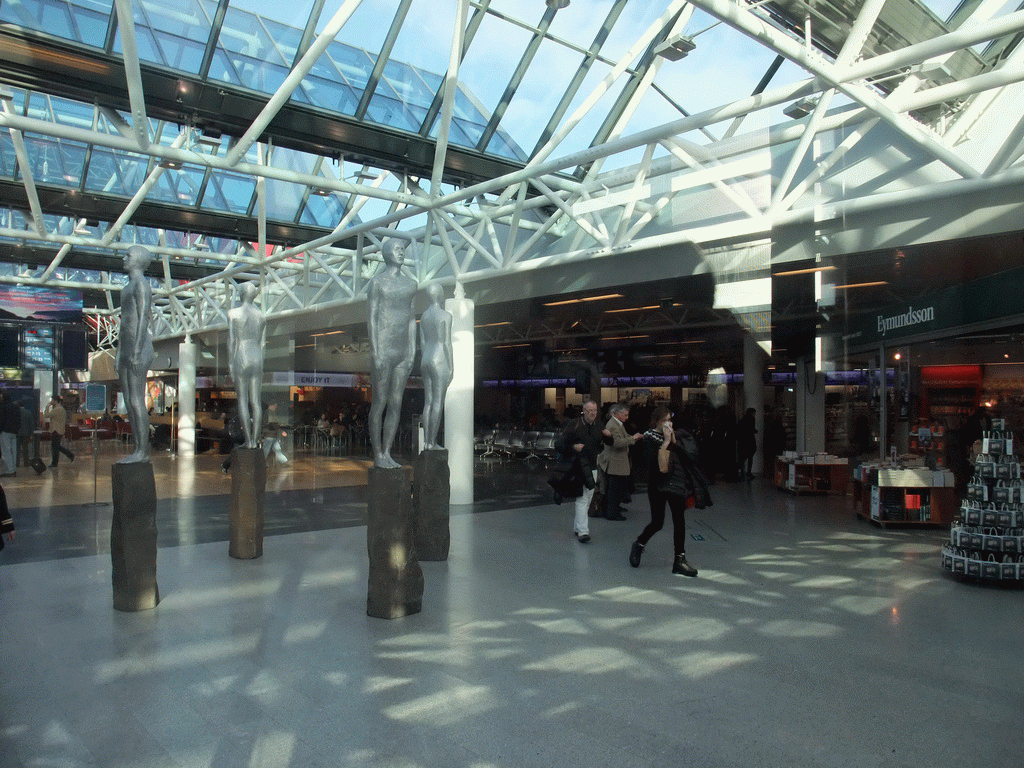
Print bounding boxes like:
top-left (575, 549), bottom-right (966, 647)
top-left (0, 393), bottom-right (20, 476)
top-left (709, 405), bottom-right (738, 482)
top-left (555, 400), bottom-right (604, 543)
top-left (0, 483), bottom-right (15, 553)
top-left (628, 406), bottom-right (711, 576)
top-left (736, 407), bottom-right (758, 479)
top-left (18, 401), bottom-right (35, 468)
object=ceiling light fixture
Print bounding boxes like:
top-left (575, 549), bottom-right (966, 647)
top-left (774, 265), bottom-right (837, 277)
top-left (310, 187), bottom-right (333, 196)
top-left (159, 159), bottom-right (183, 170)
top-left (604, 305), bottom-right (659, 314)
top-left (783, 96), bottom-right (819, 118)
top-left (196, 128), bottom-right (222, 149)
top-left (543, 293), bottom-right (624, 307)
top-left (835, 281), bottom-right (888, 289)
top-left (654, 34), bottom-right (696, 61)
top-left (546, 0), bottom-right (570, 9)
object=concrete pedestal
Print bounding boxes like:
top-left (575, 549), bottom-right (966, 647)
top-left (414, 449), bottom-right (450, 561)
top-left (111, 461), bottom-right (159, 612)
top-left (229, 447), bottom-right (265, 559)
top-left (367, 465), bottom-right (423, 619)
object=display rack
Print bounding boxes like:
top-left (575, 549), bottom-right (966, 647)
top-left (941, 420), bottom-right (1024, 582)
top-left (774, 455), bottom-right (849, 496)
top-left (853, 464), bottom-right (956, 528)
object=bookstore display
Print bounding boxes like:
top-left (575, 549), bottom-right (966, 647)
top-left (941, 418), bottom-right (1024, 581)
top-left (774, 452), bottom-right (849, 495)
top-left (853, 460), bottom-right (956, 527)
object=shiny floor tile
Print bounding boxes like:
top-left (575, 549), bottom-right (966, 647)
top-left (1, 453), bottom-right (1020, 768)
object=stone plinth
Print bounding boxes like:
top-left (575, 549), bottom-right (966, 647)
top-left (367, 465), bottom-right (423, 619)
top-left (229, 447), bottom-right (265, 559)
top-left (414, 449), bottom-right (450, 561)
top-left (111, 461), bottom-right (159, 612)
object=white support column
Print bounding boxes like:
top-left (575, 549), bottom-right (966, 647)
top-left (743, 334), bottom-right (767, 474)
top-left (178, 338), bottom-right (197, 458)
top-left (445, 283), bottom-right (474, 505)
top-left (795, 356), bottom-right (826, 453)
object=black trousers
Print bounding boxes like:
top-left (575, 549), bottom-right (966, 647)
top-left (604, 473), bottom-right (630, 517)
top-left (638, 489), bottom-right (688, 554)
top-left (50, 433), bottom-right (74, 465)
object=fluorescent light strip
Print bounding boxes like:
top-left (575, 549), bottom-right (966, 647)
top-left (774, 266), bottom-right (837, 277)
top-left (604, 334), bottom-right (650, 341)
top-left (835, 281), bottom-right (888, 289)
top-left (310, 330), bottom-right (346, 337)
top-left (604, 305), bottom-right (659, 314)
top-left (494, 343), bottom-right (530, 349)
top-left (543, 293), bottom-right (624, 307)
top-left (475, 321), bottom-right (512, 328)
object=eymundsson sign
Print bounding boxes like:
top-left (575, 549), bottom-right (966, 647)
top-left (845, 263), bottom-right (1024, 346)
top-left (877, 305), bottom-right (935, 337)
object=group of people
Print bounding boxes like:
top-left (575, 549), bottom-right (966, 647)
top-left (550, 399), bottom-right (714, 577)
top-left (0, 393), bottom-right (75, 476)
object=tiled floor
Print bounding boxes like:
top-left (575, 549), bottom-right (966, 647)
top-left (1, 443), bottom-right (1021, 768)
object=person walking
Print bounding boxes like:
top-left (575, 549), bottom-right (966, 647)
top-left (43, 397), bottom-right (75, 467)
top-left (555, 400), bottom-right (604, 543)
top-left (0, 482), bottom-right (15, 553)
top-left (18, 400), bottom-right (35, 468)
top-left (736, 407), bottom-right (758, 479)
top-left (629, 407), bottom-right (712, 577)
top-left (598, 402), bottom-right (641, 520)
top-left (0, 392), bottom-right (20, 477)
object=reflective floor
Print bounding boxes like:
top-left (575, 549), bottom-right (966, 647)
top-left (1, 442), bottom-right (1021, 767)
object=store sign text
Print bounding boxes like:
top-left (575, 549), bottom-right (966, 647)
top-left (877, 305), bottom-right (935, 337)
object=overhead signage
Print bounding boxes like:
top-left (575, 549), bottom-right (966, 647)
top-left (845, 264), bottom-right (1024, 347)
top-left (271, 371), bottom-right (372, 388)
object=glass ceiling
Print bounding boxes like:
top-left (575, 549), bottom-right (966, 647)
top-left (0, 0), bottom-right (1019, 330)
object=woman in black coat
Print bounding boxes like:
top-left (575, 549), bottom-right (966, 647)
top-left (628, 407), bottom-right (711, 577)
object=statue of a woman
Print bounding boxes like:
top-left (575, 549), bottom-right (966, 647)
top-left (116, 245), bottom-right (155, 464)
top-left (367, 240), bottom-right (417, 468)
top-left (419, 283), bottom-right (453, 451)
top-left (228, 282), bottom-right (266, 449)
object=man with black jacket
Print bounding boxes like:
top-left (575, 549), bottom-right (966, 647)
top-left (0, 393), bottom-right (20, 477)
top-left (555, 400), bottom-right (604, 543)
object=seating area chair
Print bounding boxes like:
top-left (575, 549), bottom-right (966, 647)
top-left (491, 430), bottom-right (513, 459)
top-left (534, 431), bottom-right (559, 462)
top-left (475, 429), bottom-right (497, 457)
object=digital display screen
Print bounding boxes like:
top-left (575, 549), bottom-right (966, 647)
top-left (23, 326), bottom-right (54, 369)
top-left (60, 328), bottom-right (88, 370)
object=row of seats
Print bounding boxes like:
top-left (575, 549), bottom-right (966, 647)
top-left (475, 429), bottom-right (561, 461)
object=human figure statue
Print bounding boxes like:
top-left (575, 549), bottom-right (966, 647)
top-left (116, 245), bottom-right (155, 464)
top-left (419, 283), bottom-right (453, 451)
top-left (228, 282), bottom-right (266, 449)
top-left (368, 239), bottom-right (417, 469)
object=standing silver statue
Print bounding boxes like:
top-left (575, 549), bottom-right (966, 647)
top-left (419, 283), bottom-right (453, 451)
top-left (228, 282), bottom-right (266, 449)
top-left (368, 240), bottom-right (417, 469)
top-left (116, 245), bottom-right (155, 464)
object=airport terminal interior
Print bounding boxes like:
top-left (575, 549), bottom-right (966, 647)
top-left (1, 0), bottom-right (1024, 766)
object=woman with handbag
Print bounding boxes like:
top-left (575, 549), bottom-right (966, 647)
top-left (629, 406), bottom-right (712, 576)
